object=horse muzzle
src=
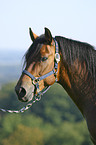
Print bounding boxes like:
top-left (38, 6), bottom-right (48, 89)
top-left (15, 84), bottom-right (35, 102)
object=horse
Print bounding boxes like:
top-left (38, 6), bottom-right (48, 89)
top-left (15, 27), bottom-right (96, 144)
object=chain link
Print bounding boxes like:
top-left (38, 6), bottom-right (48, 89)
top-left (0, 95), bottom-right (41, 113)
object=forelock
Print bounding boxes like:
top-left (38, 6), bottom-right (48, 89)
top-left (23, 34), bottom-right (47, 66)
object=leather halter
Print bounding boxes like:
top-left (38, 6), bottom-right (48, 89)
top-left (23, 38), bottom-right (60, 97)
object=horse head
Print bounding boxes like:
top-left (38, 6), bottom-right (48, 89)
top-left (15, 28), bottom-right (60, 102)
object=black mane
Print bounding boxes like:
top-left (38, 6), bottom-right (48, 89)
top-left (55, 36), bottom-right (96, 81)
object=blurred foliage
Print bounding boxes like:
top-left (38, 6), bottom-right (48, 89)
top-left (0, 83), bottom-right (93, 145)
top-left (2, 125), bottom-right (44, 145)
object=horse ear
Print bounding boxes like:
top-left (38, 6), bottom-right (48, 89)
top-left (29, 28), bottom-right (38, 41)
top-left (45, 27), bottom-right (52, 44)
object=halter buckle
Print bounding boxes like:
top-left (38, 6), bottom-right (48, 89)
top-left (55, 53), bottom-right (60, 63)
top-left (32, 78), bottom-right (40, 85)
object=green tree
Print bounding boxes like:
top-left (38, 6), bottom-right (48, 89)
top-left (2, 125), bottom-right (44, 145)
top-left (45, 121), bottom-right (92, 145)
top-left (1, 114), bottom-right (22, 135)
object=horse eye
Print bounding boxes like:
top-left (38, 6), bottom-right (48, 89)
top-left (41, 57), bottom-right (48, 62)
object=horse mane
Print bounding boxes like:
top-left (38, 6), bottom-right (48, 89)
top-left (55, 36), bottom-right (96, 81)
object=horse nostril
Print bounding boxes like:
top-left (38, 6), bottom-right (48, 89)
top-left (15, 87), bottom-right (26, 100)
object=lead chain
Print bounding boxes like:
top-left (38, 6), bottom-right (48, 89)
top-left (0, 95), bottom-right (41, 113)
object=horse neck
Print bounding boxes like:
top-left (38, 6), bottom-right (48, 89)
top-left (56, 36), bottom-right (96, 114)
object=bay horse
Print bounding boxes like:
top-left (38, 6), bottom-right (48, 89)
top-left (15, 28), bottom-right (96, 144)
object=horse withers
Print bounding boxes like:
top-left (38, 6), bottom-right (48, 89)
top-left (15, 28), bottom-right (96, 144)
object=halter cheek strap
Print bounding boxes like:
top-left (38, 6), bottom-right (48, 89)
top-left (23, 38), bottom-right (60, 96)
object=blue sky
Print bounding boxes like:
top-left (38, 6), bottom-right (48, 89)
top-left (0, 0), bottom-right (96, 51)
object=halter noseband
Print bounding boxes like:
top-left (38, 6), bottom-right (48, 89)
top-left (23, 38), bottom-right (60, 97)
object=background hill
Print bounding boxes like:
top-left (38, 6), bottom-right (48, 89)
top-left (0, 50), bottom-right (24, 86)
